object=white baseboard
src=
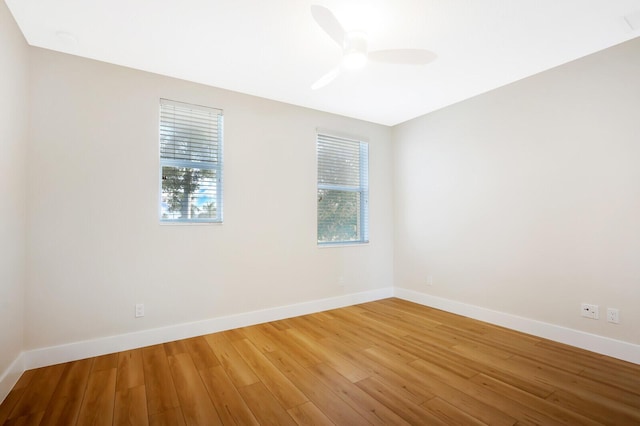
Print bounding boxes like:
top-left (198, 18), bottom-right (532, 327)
top-left (23, 287), bottom-right (394, 371)
top-left (394, 287), bottom-right (640, 365)
top-left (0, 353), bottom-right (25, 404)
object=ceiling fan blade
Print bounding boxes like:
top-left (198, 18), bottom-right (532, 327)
top-left (310, 5), bottom-right (345, 46)
top-left (368, 49), bottom-right (437, 65)
top-left (311, 66), bottom-right (341, 90)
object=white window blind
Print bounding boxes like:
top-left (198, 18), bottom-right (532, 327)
top-left (317, 133), bottom-right (369, 244)
top-left (160, 99), bottom-right (223, 223)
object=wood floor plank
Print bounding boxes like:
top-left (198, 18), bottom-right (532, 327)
top-left (287, 401), bottom-right (334, 426)
top-left (5, 363), bottom-right (66, 421)
top-left (312, 315), bottom-right (376, 351)
top-left (163, 340), bottom-right (188, 357)
top-left (384, 335), bottom-right (482, 379)
top-left (266, 328), bottom-right (324, 367)
top-left (377, 350), bottom-right (517, 426)
top-left (357, 334), bottom-right (520, 426)
top-left (355, 376), bottom-right (448, 425)
top-left (113, 385), bottom-right (149, 426)
top-left (255, 323), bottom-right (288, 346)
top-left (451, 341), bottom-right (513, 363)
top-left (439, 326), bottom-right (554, 378)
top-left (237, 382), bottom-right (296, 426)
top-left (3, 410), bottom-right (44, 426)
top-left (546, 388), bottom-right (640, 425)
top-left (332, 340), bottom-right (435, 405)
top-left (302, 313), bottom-right (359, 343)
top-left (468, 371), bottom-right (602, 426)
top-left (317, 333), bottom-right (376, 365)
top-left (0, 371), bottom-right (37, 424)
top-left (309, 311), bottom-right (337, 322)
top-left (204, 333), bottom-right (260, 388)
top-left (352, 327), bottom-right (421, 364)
top-left (358, 298), bottom-right (442, 330)
top-left (183, 337), bottom-right (220, 371)
top-left (116, 349), bottom-right (145, 391)
top-left (329, 307), bottom-right (411, 343)
top-left (536, 338), bottom-right (638, 375)
top-left (338, 314), bottom-right (477, 377)
top-left (231, 338), bottom-right (308, 409)
top-left (362, 309), bottom-right (448, 344)
top-left (221, 329), bottom-right (245, 342)
top-left (269, 318), bottom-right (292, 331)
top-left (11, 371), bottom-right (36, 391)
top-left (411, 362), bottom-right (565, 426)
top-left (423, 397), bottom-right (488, 426)
top-left (76, 366), bottom-right (117, 426)
top-left (141, 344), bottom-right (181, 417)
top-left (0, 390), bottom-right (26, 424)
top-left (284, 316), bottom-right (333, 341)
top-left (580, 364), bottom-right (640, 396)
top-left (471, 363), bottom-right (556, 400)
top-left (364, 345), bottom-right (419, 370)
top-left (437, 342), bottom-right (558, 398)
top-left (400, 322), bottom-right (468, 349)
top-left (39, 358), bottom-right (93, 426)
top-left (237, 325), bottom-right (278, 353)
top-left (199, 365), bottom-right (259, 426)
top-left (167, 352), bottom-right (221, 425)
top-left (285, 328), bottom-right (370, 382)
top-left (92, 353), bottom-right (118, 372)
top-left (264, 350), bottom-right (369, 425)
top-left (439, 324), bottom-right (584, 375)
top-left (148, 407), bottom-right (185, 426)
top-left (505, 354), bottom-right (640, 408)
top-left (305, 362), bottom-right (411, 425)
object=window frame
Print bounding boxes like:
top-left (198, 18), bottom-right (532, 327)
top-left (159, 98), bottom-right (224, 224)
top-left (316, 131), bottom-right (369, 246)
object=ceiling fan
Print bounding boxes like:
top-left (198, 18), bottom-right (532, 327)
top-left (310, 4), bottom-right (437, 90)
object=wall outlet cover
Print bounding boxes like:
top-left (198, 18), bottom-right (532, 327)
top-left (581, 303), bottom-right (599, 320)
top-left (135, 303), bottom-right (145, 318)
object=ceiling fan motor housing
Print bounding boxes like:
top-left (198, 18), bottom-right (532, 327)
top-left (343, 31), bottom-right (368, 69)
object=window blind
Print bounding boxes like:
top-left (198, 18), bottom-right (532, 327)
top-left (160, 99), bottom-right (223, 223)
top-left (160, 99), bottom-right (222, 164)
top-left (317, 133), bottom-right (369, 244)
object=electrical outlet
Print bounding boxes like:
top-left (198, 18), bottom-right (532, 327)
top-left (607, 308), bottom-right (620, 324)
top-left (427, 275), bottom-right (433, 286)
top-left (581, 303), bottom-right (599, 320)
top-left (135, 303), bottom-right (145, 318)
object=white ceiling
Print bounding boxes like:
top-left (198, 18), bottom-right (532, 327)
top-left (6, 0), bottom-right (640, 126)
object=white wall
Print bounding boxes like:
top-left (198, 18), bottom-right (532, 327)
top-left (0, 0), bottom-right (28, 392)
top-left (25, 48), bottom-right (394, 350)
top-left (393, 38), bottom-right (640, 345)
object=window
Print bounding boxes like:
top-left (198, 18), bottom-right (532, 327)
top-left (160, 99), bottom-right (223, 223)
top-left (317, 132), bottom-right (369, 244)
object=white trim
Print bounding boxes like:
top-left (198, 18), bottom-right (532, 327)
top-left (23, 287), bottom-right (394, 371)
top-left (394, 287), bottom-right (640, 365)
top-left (315, 127), bottom-right (369, 143)
top-left (0, 353), bottom-right (25, 404)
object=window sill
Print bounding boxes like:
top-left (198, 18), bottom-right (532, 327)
top-left (317, 241), bottom-right (369, 248)
top-left (159, 221), bottom-right (223, 226)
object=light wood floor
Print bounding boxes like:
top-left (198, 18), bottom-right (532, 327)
top-left (1, 298), bottom-right (639, 425)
